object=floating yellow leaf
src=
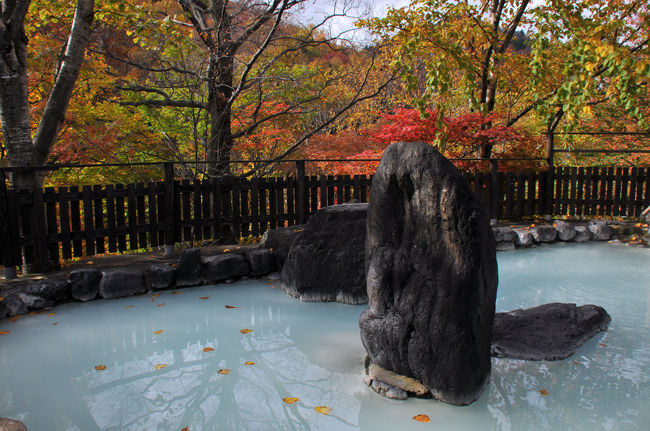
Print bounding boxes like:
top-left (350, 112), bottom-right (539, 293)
top-left (87, 261), bottom-right (94, 265)
top-left (225, 305), bottom-right (238, 309)
top-left (199, 296), bottom-right (209, 300)
top-left (152, 293), bottom-right (160, 298)
top-left (171, 291), bottom-right (180, 295)
top-left (95, 365), bottom-right (106, 371)
top-left (157, 303), bottom-right (165, 307)
top-left (222, 249), bottom-right (231, 253)
top-left (413, 414), bottom-right (430, 423)
top-left (203, 347), bottom-right (215, 352)
top-left (154, 330), bottom-right (163, 335)
top-left (539, 389), bottom-right (549, 396)
top-left (125, 305), bottom-right (134, 309)
top-left (52, 322), bottom-right (58, 326)
top-left (47, 313), bottom-right (55, 317)
top-left (314, 406), bottom-right (331, 415)
top-left (154, 364), bottom-right (167, 370)
top-left (240, 329), bottom-right (253, 334)
top-left (283, 397), bottom-right (299, 404)
top-left (244, 361), bottom-right (256, 365)
top-left (181, 427), bottom-right (190, 431)
top-left (218, 369), bottom-right (231, 374)
top-left (0, 331), bottom-right (9, 335)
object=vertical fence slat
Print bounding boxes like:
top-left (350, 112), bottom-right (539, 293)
top-left (69, 186), bottom-right (83, 257)
top-left (136, 183), bottom-right (147, 248)
top-left (147, 182), bottom-right (159, 248)
top-left (576, 167), bottom-right (585, 218)
top-left (105, 185), bottom-right (117, 253)
top-left (58, 187), bottom-right (72, 259)
top-left (194, 180), bottom-right (205, 242)
top-left (277, 178), bottom-right (286, 228)
top-left (93, 185), bottom-right (105, 254)
top-left (115, 184), bottom-right (127, 252)
top-left (286, 177), bottom-right (295, 226)
top-left (127, 184), bottom-right (138, 250)
top-left (44, 187), bottom-right (59, 264)
top-left (240, 180), bottom-right (249, 238)
top-left (250, 179), bottom-right (260, 237)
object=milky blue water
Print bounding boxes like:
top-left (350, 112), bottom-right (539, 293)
top-left (1, 242), bottom-right (649, 431)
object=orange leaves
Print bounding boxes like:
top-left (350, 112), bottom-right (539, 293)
top-left (151, 293), bottom-right (160, 298)
top-left (412, 414), bottom-right (430, 423)
top-left (124, 305), bottom-right (134, 309)
top-left (225, 305), bottom-right (239, 309)
top-left (314, 406), bottom-right (332, 415)
top-left (154, 329), bottom-right (163, 335)
top-left (240, 329), bottom-right (253, 334)
top-left (154, 364), bottom-right (167, 371)
top-left (171, 291), bottom-right (180, 295)
top-left (283, 397), bottom-right (299, 404)
top-left (202, 347), bottom-right (215, 352)
top-left (222, 249), bottom-right (231, 253)
top-left (244, 361), bottom-right (256, 366)
top-left (181, 427), bottom-right (190, 431)
top-left (95, 365), bottom-right (107, 371)
top-left (539, 389), bottom-right (549, 396)
top-left (157, 303), bottom-right (166, 307)
top-left (0, 331), bottom-right (9, 335)
top-left (218, 369), bottom-right (231, 375)
top-left (199, 296), bottom-right (209, 300)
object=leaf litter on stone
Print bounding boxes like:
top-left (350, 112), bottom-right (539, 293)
top-left (413, 414), bottom-right (430, 423)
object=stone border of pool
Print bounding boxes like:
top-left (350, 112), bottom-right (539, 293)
top-left (0, 219), bottom-right (648, 322)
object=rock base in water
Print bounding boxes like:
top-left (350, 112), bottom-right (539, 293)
top-left (491, 302), bottom-right (611, 360)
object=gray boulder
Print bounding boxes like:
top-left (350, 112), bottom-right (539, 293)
top-left (588, 220), bottom-right (614, 241)
top-left (99, 270), bottom-right (146, 299)
top-left (491, 303), bottom-right (611, 360)
top-left (18, 293), bottom-right (53, 310)
top-left (496, 241), bottom-right (515, 251)
top-left (359, 142), bottom-right (498, 406)
top-left (0, 418), bottom-right (27, 431)
top-left (574, 225), bottom-right (591, 242)
top-left (530, 225), bottom-right (557, 243)
top-left (0, 298), bottom-right (7, 319)
top-left (204, 254), bottom-right (250, 283)
top-left (175, 248), bottom-right (204, 287)
top-left (514, 229), bottom-right (533, 247)
top-left (245, 248), bottom-right (276, 276)
top-left (23, 277), bottom-right (71, 303)
top-left (145, 264), bottom-right (175, 290)
top-left (261, 225), bottom-right (305, 265)
top-left (70, 269), bottom-right (102, 301)
top-left (554, 220), bottom-right (576, 241)
top-left (2, 293), bottom-right (27, 316)
top-left (280, 203), bottom-right (368, 305)
top-left (492, 227), bottom-right (517, 243)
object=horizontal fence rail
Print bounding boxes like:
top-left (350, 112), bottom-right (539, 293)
top-left (1, 164), bottom-right (649, 272)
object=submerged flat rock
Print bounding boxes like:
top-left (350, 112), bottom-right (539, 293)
top-left (491, 303), bottom-right (611, 360)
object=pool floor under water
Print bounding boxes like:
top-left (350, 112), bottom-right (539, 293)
top-left (1, 242), bottom-right (649, 430)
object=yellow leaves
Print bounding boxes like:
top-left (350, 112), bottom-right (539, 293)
top-left (244, 361), bottom-right (256, 366)
top-left (0, 331), bottom-right (10, 335)
top-left (199, 296), bottom-right (209, 300)
top-left (202, 347), bottom-right (215, 352)
top-left (154, 364), bottom-right (167, 371)
top-left (218, 369), bottom-right (231, 375)
top-left (222, 249), bottom-right (231, 253)
top-left (413, 414), bottom-right (430, 423)
top-left (539, 389), bottom-right (549, 396)
top-left (157, 303), bottom-right (166, 307)
top-left (8, 316), bottom-right (22, 322)
top-left (151, 293), bottom-right (160, 298)
top-left (52, 322), bottom-right (58, 326)
top-left (283, 397), bottom-right (299, 404)
top-left (181, 427), bottom-right (190, 431)
top-left (154, 330), bottom-right (163, 335)
top-left (95, 365), bottom-right (107, 371)
top-left (47, 313), bottom-right (55, 317)
top-left (240, 329), bottom-right (253, 334)
top-left (314, 406), bottom-right (331, 415)
top-left (125, 305), bottom-right (134, 309)
top-left (582, 105), bottom-right (593, 116)
top-left (225, 305), bottom-right (239, 309)
top-left (171, 291), bottom-right (180, 295)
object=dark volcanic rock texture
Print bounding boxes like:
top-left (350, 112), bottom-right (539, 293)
top-left (359, 141), bottom-right (498, 406)
top-left (280, 203), bottom-right (368, 304)
top-left (491, 303), bottom-right (611, 360)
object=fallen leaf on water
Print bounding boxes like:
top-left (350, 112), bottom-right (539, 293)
top-left (240, 329), bottom-right (253, 334)
top-left (539, 389), bottom-right (549, 396)
top-left (283, 397), bottom-right (299, 405)
top-left (244, 361), bottom-right (256, 365)
top-left (412, 414), bottom-right (430, 423)
top-left (95, 365), bottom-right (106, 371)
top-left (293, 229), bottom-right (303, 232)
top-left (222, 249), bottom-right (231, 253)
top-left (125, 305), bottom-right (134, 309)
top-left (0, 331), bottom-right (9, 335)
top-left (157, 303), bottom-right (165, 307)
top-left (218, 369), bottom-right (231, 375)
top-left (203, 347), bottom-right (215, 352)
top-left (152, 293), bottom-right (160, 298)
top-left (171, 291), bottom-right (180, 295)
top-left (47, 313), bottom-right (55, 317)
top-left (154, 364), bottom-right (167, 370)
top-left (572, 360), bottom-right (580, 365)
top-left (8, 316), bottom-right (22, 322)
top-left (154, 330), bottom-right (163, 335)
top-left (225, 305), bottom-right (238, 309)
top-left (52, 322), bottom-right (58, 326)
top-left (199, 296), bottom-right (209, 300)
top-left (151, 299), bottom-right (155, 302)
top-left (181, 427), bottom-right (190, 431)
top-left (314, 406), bottom-right (331, 415)
top-left (235, 246), bottom-right (240, 249)
top-left (599, 343), bottom-right (607, 347)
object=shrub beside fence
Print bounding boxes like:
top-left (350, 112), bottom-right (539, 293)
top-left (1, 164), bottom-right (649, 272)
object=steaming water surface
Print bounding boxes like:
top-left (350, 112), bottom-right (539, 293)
top-left (1, 242), bottom-right (649, 430)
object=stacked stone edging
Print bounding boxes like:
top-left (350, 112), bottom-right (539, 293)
top-left (0, 248), bottom-right (277, 321)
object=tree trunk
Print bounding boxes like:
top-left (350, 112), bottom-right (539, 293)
top-left (206, 51), bottom-right (234, 178)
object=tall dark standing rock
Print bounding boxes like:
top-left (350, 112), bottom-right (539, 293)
top-left (359, 142), bottom-right (498, 406)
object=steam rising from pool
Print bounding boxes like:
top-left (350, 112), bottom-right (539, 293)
top-left (1, 242), bottom-right (649, 430)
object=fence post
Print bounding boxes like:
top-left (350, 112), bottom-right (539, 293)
top-left (296, 160), bottom-right (307, 224)
top-left (163, 163), bottom-right (176, 257)
top-left (545, 132), bottom-right (555, 221)
top-left (489, 159), bottom-right (498, 226)
top-left (0, 169), bottom-right (17, 279)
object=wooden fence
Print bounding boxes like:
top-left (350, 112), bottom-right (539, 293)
top-left (1, 164), bottom-right (649, 270)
